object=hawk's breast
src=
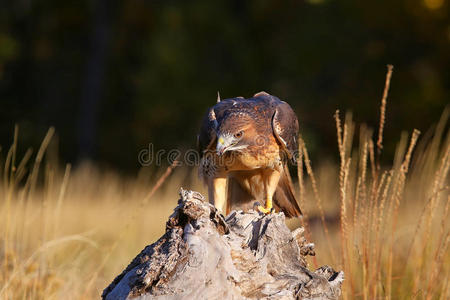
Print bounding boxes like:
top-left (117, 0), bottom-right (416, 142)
top-left (226, 140), bottom-right (282, 171)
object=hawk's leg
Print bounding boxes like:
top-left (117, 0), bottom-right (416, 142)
top-left (208, 176), bottom-right (227, 212)
top-left (258, 169), bottom-right (281, 214)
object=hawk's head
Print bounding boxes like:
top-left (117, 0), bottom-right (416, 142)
top-left (215, 112), bottom-right (256, 156)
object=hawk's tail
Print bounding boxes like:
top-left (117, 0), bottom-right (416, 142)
top-left (273, 165), bottom-right (302, 218)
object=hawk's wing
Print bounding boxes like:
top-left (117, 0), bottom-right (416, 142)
top-left (273, 163), bottom-right (302, 217)
top-left (271, 100), bottom-right (299, 161)
top-left (263, 94), bottom-right (301, 216)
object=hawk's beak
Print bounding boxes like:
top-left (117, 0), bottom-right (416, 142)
top-left (217, 137), bottom-right (228, 156)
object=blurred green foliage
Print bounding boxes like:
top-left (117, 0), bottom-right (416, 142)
top-left (0, 0), bottom-right (448, 170)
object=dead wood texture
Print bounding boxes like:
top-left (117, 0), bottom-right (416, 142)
top-left (102, 189), bottom-right (344, 300)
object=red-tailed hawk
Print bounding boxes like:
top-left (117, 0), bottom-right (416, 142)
top-left (198, 92), bottom-right (302, 217)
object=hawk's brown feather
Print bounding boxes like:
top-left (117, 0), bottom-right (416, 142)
top-left (198, 92), bottom-right (302, 218)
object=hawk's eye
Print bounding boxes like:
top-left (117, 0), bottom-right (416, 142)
top-left (234, 131), bottom-right (243, 139)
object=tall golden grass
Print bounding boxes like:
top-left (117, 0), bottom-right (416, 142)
top-left (297, 66), bottom-right (449, 299)
top-left (0, 135), bottom-right (201, 299)
top-left (1, 68), bottom-right (449, 299)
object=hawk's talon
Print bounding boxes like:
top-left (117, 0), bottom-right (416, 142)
top-left (257, 205), bottom-right (273, 215)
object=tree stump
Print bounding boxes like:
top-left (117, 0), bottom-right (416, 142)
top-left (102, 189), bottom-right (344, 300)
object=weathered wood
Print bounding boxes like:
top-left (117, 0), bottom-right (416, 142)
top-left (102, 189), bottom-right (343, 300)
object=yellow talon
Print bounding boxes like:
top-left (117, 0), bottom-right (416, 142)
top-left (257, 205), bottom-right (271, 214)
top-left (257, 198), bottom-right (273, 214)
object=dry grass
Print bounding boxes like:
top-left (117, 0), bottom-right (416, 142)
top-left (297, 66), bottom-right (449, 299)
top-left (1, 70), bottom-right (449, 299)
top-left (0, 141), bottom-right (205, 299)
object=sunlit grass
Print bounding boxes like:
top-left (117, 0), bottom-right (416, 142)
top-left (0, 139), bottom-right (205, 299)
top-left (303, 110), bottom-right (449, 299)
top-left (295, 66), bottom-right (449, 299)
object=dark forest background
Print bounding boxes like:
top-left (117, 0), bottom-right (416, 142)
top-left (0, 0), bottom-right (448, 171)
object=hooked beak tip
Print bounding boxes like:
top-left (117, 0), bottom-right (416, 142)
top-left (217, 137), bottom-right (226, 155)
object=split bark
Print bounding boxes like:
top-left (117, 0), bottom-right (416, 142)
top-left (102, 189), bottom-right (344, 300)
